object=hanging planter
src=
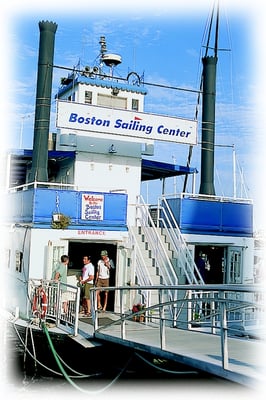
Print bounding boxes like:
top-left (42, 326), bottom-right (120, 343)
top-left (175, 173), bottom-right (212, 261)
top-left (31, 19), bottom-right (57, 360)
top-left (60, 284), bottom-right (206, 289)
top-left (51, 213), bottom-right (71, 229)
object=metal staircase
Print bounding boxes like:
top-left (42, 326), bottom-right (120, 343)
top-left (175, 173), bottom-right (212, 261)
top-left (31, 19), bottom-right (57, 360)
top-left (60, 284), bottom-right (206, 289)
top-left (157, 196), bottom-right (204, 284)
top-left (128, 195), bottom-right (204, 320)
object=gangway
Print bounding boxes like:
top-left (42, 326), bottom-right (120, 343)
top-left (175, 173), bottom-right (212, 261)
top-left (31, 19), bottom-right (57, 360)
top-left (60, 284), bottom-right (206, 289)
top-left (27, 281), bottom-right (265, 388)
top-left (89, 284), bottom-right (265, 388)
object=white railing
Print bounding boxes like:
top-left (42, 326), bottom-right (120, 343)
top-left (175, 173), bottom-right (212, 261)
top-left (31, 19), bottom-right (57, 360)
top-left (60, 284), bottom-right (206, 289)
top-left (135, 195), bottom-right (178, 286)
top-left (179, 192), bottom-right (253, 204)
top-left (8, 180), bottom-right (127, 194)
top-left (128, 226), bottom-right (153, 308)
top-left (8, 181), bottom-right (77, 193)
top-left (157, 196), bottom-right (203, 284)
top-left (28, 279), bottom-right (80, 336)
top-left (90, 284), bottom-right (264, 370)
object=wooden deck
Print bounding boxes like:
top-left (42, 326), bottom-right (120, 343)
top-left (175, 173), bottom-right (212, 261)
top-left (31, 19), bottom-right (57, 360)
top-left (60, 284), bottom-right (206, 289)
top-left (71, 312), bottom-right (265, 389)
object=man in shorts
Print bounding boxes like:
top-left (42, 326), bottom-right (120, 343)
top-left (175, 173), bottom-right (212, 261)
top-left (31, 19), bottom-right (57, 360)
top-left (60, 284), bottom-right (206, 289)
top-left (95, 250), bottom-right (114, 312)
top-left (80, 255), bottom-right (95, 316)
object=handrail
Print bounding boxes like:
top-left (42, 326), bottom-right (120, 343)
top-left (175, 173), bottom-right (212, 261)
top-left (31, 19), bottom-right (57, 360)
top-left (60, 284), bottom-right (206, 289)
top-left (158, 196), bottom-right (203, 284)
top-left (8, 180), bottom-right (129, 193)
top-left (167, 192), bottom-right (253, 204)
top-left (90, 284), bottom-right (264, 372)
top-left (8, 181), bottom-right (77, 193)
top-left (136, 195), bottom-right (178, 286)
top-left (128, 226), bottom-right (153, 308)
top-left (128, 226), bottom-right (153, 287)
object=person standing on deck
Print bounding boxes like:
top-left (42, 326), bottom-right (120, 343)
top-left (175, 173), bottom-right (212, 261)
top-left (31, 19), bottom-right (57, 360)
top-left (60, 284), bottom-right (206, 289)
top-left (95, 250), bottom-right (114, 312)
top-left (52, 254), bottom-right (69, 313)
top-left (80, 255), bottom-right (95, 316)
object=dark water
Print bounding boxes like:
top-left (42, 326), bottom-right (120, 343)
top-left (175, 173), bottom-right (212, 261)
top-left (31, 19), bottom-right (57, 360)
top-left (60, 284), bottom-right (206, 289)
top-left (3, 320), bottom-right (250, 399)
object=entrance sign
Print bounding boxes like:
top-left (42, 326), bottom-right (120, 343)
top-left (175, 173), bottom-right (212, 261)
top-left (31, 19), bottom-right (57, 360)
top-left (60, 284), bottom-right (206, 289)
top-left (57, 100), bottom-right (197, 145)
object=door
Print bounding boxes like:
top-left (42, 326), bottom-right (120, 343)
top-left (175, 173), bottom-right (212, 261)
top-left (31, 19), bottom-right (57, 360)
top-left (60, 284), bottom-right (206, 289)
top-left (68, 241), bottom-right (117, 311)
top-left (45, 240), bottom-right (69, 280)
top-left (226, 247), bottom-right (243, 284)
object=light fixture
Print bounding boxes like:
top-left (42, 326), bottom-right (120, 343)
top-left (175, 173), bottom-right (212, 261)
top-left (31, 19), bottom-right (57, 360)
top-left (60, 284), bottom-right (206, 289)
top-left (111, 87), bottom-right (119, 96)
top-left (108, 144), bottom-right (117, 153)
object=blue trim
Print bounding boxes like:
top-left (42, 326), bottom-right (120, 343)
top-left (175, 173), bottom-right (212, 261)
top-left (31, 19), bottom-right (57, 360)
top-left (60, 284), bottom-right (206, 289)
top-left (57, 76), bottom-right (148, 97)
top-left (32, 223), bottom-right (128, 231)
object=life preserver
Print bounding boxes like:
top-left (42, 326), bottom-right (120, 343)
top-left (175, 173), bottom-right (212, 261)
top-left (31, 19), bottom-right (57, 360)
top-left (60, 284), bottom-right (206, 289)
top-left (32, 288), bottom-right (48, 319)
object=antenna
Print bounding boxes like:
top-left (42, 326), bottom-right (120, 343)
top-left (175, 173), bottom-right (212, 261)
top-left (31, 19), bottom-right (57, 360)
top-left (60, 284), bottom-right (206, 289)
top-left (99, 36), bottom-right (122, 77)
top-left (99, 36), bottom-right (107, 56)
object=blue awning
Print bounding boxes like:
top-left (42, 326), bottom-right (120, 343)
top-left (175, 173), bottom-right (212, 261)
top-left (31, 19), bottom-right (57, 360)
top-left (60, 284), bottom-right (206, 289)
top-left (141, 158), bottom-right (197, 181)
top-left (7, 149), bottom-right (197, 187)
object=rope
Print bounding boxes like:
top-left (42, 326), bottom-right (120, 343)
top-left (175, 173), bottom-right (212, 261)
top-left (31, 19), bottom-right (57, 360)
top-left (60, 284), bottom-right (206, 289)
top-left (12, 320), bottom-right (66, 377)
top-left (135, 352), bottom-right (198, 375)
top-left (11, 319), bottom-right (96, 378)
top-left (29, 323), bottom-right (37, 374)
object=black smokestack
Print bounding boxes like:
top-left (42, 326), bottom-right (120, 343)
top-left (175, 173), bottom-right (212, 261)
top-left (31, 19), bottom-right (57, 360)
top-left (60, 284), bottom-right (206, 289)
top-left (28, 21), bottom-right (57, 183)
top-left (199, 56), bottom-right (217, 196)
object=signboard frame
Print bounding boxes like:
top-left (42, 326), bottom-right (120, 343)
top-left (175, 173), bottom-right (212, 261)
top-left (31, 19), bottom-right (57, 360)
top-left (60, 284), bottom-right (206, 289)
top-left (56, 100), bottom-right (197, 145)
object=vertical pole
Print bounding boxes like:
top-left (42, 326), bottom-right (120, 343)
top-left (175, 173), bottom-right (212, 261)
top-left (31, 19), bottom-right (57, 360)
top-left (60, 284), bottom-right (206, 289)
top-left (220, 293), bottom-right (229, 369)
top-left (120, 289), bottom-right (126, 339)
top-left (233, 145), bottom-right (236, 199)
top-left (210, 291), bottom-right (216, 334)
top-left (159, 290), bottom-right (166, 350)
top-left (74, 287), bottom-right (80, 336)
top-left (91, 288), bottom-right (98, 331)
top-left (187, 289), bottom-right (192, 330)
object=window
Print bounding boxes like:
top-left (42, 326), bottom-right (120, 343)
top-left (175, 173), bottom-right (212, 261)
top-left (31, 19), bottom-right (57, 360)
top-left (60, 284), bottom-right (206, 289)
top-left (97, 94), bottom-right (127, 109)
top-left (132, 98), bottom-right (139, 111)
top-left (227, 247), bottom-right (242, 283)
top-left (85, 91), bottom-right (92, 104)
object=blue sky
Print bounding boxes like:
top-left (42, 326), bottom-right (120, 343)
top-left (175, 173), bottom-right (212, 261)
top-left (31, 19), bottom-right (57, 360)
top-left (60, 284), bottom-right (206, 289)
top-left (1, 0), bottom-right (265, 230)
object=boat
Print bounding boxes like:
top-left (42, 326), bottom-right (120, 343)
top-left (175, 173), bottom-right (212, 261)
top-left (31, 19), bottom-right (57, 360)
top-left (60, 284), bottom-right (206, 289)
top-left (2, 4), bottom-right (263, 385)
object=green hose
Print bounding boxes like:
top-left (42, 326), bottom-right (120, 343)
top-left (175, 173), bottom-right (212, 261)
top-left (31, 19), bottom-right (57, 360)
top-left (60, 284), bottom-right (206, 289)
top-left (41, 321), bottom-right (87, 392)
top-left (41, 321), bottom-right (132, 394)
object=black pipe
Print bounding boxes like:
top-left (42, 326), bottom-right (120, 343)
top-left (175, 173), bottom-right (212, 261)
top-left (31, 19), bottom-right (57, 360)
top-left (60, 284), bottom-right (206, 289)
top-left (28, 21), bottom-right (57, 183)
top-left (199, 56), bottom-right (217, 196)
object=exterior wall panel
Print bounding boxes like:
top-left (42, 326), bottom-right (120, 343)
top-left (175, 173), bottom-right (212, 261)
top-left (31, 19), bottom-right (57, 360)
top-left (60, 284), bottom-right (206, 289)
top-left (8, 188), bottom-right (128, 230)
top-left (166, 197), bottom-right (253, 237)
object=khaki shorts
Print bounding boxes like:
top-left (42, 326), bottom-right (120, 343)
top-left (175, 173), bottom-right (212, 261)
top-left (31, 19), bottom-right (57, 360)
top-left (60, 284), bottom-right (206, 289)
top-left (84, 283), bottom-right (94, 299)
top-left (61, 292), bottom-right (69, 302)
top-left (96, 278), bottom-right (109, 290)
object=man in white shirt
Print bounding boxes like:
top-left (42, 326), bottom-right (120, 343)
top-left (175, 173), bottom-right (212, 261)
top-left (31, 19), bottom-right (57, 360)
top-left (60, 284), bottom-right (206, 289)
top-left (95, 250), bottom-right (114, 312)
top-left (80, 255), bottom-right (95, 316)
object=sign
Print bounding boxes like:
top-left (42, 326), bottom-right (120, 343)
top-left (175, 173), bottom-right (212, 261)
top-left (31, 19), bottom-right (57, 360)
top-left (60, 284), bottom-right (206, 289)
top-left (81, 193), bottom-right (104, 220)
top-left (57, 100), bottom-right (197, 145)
